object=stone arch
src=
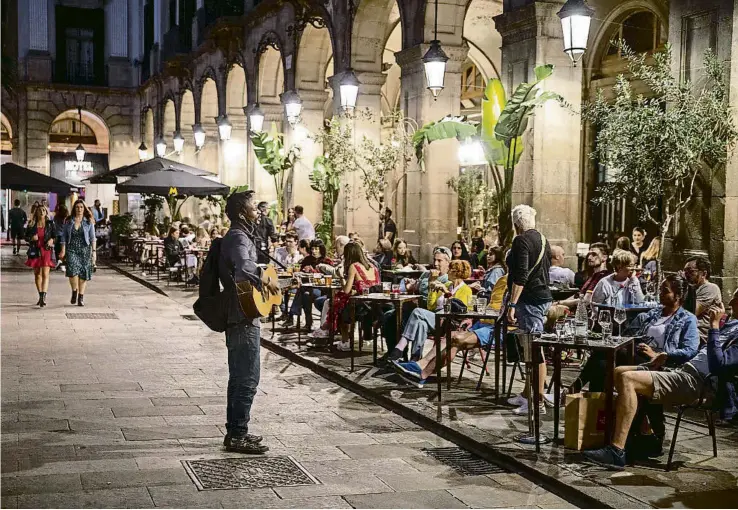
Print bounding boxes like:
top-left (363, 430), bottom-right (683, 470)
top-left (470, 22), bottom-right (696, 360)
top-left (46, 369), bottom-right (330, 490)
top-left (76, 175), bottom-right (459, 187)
top-left (462, 0), bottom-right (502, 82)
top-left (162, 98), bottom-right (176, 154)
top-left (194, 65), bottom-right (222, 123)
top-left (225, 63), bottom-right (248, 116)
top-left (1, 111), bottom-right (14, 154)
top-left (48, 109), bottom-right (110, 154)
top-left (142, 106), bottom-right (155, 158)
top-left (296, 23), bottom-right (333, 94)
top-left (259, 46), bottom-right (284, 106)
top-left (352, 0), bottom-right (399, 73)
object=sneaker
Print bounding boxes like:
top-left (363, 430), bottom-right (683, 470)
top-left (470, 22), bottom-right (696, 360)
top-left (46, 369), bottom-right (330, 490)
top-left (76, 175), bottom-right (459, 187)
top-left (543, 388), bottom-right (568, 408)
top-left (224, 435), bottom-right (269, 454)
top-left (582, 445), bottom-right (626, 470)
top-left (392, 361), bottom-right (426, 388)
top-left (310, 328), bottom-right (330, 339)
top-left (223, 433), bottom-right (263, 446)
top-left (512, 400), bottom-right (546, 416)
top-left (333, 340), bottom-right (352, 352)
top-left (507, 394), bottom-right (526, 407)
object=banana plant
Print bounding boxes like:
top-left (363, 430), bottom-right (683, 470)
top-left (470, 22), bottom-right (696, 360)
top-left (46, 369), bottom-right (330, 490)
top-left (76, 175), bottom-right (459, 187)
top-left (309, 155), bottom-right (342, 248)
top-left (413, 64), bottom-right (561, 246)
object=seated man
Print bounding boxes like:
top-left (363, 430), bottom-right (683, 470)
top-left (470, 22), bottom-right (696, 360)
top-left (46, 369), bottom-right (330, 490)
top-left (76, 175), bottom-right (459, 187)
top-left (583, 289), bottom-right (738, 470)
top-left (560, 242), bottom-right (612, 309)
top-left (549, 245), bottom-right (575, 287)
top-left (380, 246), bottom-right (451, 362)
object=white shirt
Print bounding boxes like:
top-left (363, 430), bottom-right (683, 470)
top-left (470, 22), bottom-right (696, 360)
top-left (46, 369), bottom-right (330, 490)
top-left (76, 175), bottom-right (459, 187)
top-left (293, 216), bottom-right (315, 241)
top-left (549, 265), bottom-right (576, 286)
top-left (645, 314), bottom-right (675, 352)
top-left (274, 247), bottom-right (303, 267)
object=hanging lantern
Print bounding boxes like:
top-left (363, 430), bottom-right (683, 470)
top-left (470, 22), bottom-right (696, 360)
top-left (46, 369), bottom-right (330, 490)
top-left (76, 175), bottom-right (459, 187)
top-left (557, 0), bottom-right (595, 64)
top-left (155, 137), bottom-right (167, 158)
top-left (193, 124), bottom-right (206, 149)
top-left (217, 115), bottom-right (232, 141)
top-left (75, 143), bottom-right (86, 162)
top-left (339, 69), bottom-right (360, 112)
top-left (458, 138), bottom-right (485, 166)
top-left (423, 40), bottom-right (449, 98)
top-left (138, 142), bottom-right (148, 161)
top-left (244, 103), bottom-right (265, 132)
top-left (173, 132), bottom-right (185, 154)
top-left (282, 90), bottom-right (302, 126)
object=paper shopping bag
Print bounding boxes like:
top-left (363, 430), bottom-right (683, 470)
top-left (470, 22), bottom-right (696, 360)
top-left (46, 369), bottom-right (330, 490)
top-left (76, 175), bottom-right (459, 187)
top-left (564, 392), bottom-right (607, 451)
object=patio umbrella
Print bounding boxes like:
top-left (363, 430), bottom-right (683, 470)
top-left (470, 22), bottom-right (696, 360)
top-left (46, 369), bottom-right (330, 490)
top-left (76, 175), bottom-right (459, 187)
top-left (115, 168), bottom-right (229, 196)
top-left (1, 162), bottom-right (80, 194)
top-left (86, 157), bottom-right (214, 184)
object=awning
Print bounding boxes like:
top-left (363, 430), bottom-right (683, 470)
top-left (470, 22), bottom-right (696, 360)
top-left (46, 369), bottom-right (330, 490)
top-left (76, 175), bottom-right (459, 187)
top-left (115, 168), bottom-right (230, 196)
top-left (87, 157), bottom-right (214, 184)
top-left (1, 162), bottom-right (81, 194)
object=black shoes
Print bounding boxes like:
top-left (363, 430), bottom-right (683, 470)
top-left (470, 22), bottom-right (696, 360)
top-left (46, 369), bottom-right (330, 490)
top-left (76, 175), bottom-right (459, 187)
top-left (71, 290), bottom-right (78, 305)
top-left (627, 434), bottom-right (664, 460)
top-left (224, 435), bottom-right (269, 454)
top-left (223, 433), bottom-right (263, 446)
top-left (77, 295), bottom-right (85, 307)
top-left (38, 292), bottom-right (47, 308)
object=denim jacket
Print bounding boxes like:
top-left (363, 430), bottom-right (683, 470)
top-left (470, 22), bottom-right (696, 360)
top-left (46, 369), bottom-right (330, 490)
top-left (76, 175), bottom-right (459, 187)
top-left (625, 306), bottom-right (699, 366)
top-left (60, 218), bottom-right (95, 247)
top-left (218, 228), bottom-right (263, 327)
top-left (707, 322), bottom-right (738, 420)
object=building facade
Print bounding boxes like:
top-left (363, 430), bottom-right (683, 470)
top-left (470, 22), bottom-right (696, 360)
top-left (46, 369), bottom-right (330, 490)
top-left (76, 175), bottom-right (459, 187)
top-left (2, 0), bottom-right (736, 295)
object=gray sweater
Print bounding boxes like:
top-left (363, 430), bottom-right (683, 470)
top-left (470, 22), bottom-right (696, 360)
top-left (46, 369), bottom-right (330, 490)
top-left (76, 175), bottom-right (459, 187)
top-left (591, 274), bottom-right (644, 306)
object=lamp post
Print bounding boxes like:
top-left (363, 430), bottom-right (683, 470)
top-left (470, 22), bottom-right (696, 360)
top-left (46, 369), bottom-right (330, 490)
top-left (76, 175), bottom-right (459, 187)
top-left (557, 0), bottom-right (595, 65)
top-left (423, 0), bottom-right (448, 98)
top-left (339, 69), bottom-right (360, 112)
top-left (193, 124), bottom-right (205, 149)
top-left (282, 90), bottom-right (302, 127)
top-left (75, 107), bottom-right (86, 161)
top-left (155, 137), bottom-right (167, 158)
top-left (138, 142), bottom-right (148, 161)
top-left (217, 115), bottom-right (232, 141)
top-left (245, 103), bottom-right (265, 133)
top-left (173, 131), bottom-right (185, 154)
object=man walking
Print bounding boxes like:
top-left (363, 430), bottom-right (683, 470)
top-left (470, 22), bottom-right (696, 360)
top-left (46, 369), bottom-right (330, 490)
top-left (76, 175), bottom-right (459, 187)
top-left (219, 190), bottom-right (280, 454)
top-left (292, 205), bottom-right (315, 241)
top-left (8, 199), bottom-right (27, 255)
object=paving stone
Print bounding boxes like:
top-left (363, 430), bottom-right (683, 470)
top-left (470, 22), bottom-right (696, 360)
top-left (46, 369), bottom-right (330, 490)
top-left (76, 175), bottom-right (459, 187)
top-left (273, 474), bottom-right (394, 499)
top-left (16, 487), bottom-right (155, 508)
top-left (15, 458), bottom-right (139, 477)
top-left (344, 489), bottom-right (469, 508)
top-left (121, 426), bottom-right (222, 441)
top-left (146, 484), bottom-right (277, 508)
top-left (300, 458), bottom-right (420, 478)
top-left (377, 472), bottom-right (501, 492)
top-left (1, 419), bottom-right (69, 433)
top-left (60, 383), bottom-right (143, 393)
top-left (150, 396), bottom-right (224, 406)
top-left (112, 405), bottom-right (204, 417)
top-left (275, 432), bottom-right (378, 448)
top-left (448, 485), bottom-right (540, 508)
top-left (1, 473), bottom-right (83, 496)
top-left (338, 443), bottom-right (437, 460)
top-left (79, 468), bottom-right (191, 490)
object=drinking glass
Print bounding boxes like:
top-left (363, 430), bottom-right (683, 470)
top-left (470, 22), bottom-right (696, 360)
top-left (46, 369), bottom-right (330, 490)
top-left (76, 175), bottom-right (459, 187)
top-left (475, 298), bottom-right (487, 314)
top-left (391, 284), bottom-right (400, 296)
top-left (613, 308), bottom-right (627, 339)
top-left (469, 297), bottom-right (477, 311)
top-left (382, 282), bottom-right (391, 295)
top-left (601, 322), bottom-right (613, 343)
top-left (564, 318), bottom-right (576, 338)
top-left (598, 310), bottom-right (612, 344)
top-left (555, 320), bottom-right (565, 340)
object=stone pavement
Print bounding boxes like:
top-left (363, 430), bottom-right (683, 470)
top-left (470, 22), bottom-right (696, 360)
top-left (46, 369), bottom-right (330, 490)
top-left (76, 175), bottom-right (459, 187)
top-left (0, 247), bottom-right (573, 509)
top-left (109, 258), bottom-right (738, 508)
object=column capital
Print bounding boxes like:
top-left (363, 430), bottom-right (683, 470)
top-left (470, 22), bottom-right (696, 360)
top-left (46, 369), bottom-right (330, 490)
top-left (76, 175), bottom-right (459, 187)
top-left (394, 43), bottom-right (469, 74)
top-left (262, 103), bottom-right (284, 123)
top-left (494, 1), bottom-right (565, 43)
top-left (297, 88), bottom-right (330, 111)
top-left (328, 70), bottom-right (386, 97)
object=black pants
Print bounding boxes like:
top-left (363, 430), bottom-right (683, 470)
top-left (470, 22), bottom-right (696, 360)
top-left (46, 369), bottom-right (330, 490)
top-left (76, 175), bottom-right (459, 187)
top-left (572, 350), bottom-right (648, 392)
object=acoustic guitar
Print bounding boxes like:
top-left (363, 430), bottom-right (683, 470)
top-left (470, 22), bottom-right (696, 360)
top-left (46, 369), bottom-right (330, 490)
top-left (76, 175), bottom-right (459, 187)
top-left (236, 265), bottom-right (283, 318)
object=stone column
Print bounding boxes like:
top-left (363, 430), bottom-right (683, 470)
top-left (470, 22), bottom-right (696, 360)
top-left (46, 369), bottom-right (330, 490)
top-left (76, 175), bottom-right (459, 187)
top-left (395, 44), bottom-right (467, 261)
top-left (494, 0), bottom-right (583, 263)
top-left (23, 0), bottom-right (52, 81)
top-left (106, 0), bottom-right (131, 87)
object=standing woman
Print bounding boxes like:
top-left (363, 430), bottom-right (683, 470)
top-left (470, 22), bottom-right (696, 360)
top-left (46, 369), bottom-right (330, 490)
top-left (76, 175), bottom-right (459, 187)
top-left (53, 203), bottom-right (69, 270)
top-left (630, 227), bottom-right (647, 263)
top-left (60, 199), bottom-right (96, 306)
top-left (25, 206), bottom-right (56, 307)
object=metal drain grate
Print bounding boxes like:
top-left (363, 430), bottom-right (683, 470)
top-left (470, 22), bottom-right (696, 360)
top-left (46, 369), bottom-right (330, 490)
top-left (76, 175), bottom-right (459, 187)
top-left (65, 312), bottom-right (118, 320)
top-left (422, 447), bottom-right (506, 476)
top-left (182, 456), bottom-right (319, 491)
top-left (181, 314), bottom-right (201, 321)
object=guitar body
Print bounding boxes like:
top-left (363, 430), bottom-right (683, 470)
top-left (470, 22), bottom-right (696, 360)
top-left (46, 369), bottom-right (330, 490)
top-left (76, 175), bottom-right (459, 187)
top-left (236, 265), bottom-right (283, 318)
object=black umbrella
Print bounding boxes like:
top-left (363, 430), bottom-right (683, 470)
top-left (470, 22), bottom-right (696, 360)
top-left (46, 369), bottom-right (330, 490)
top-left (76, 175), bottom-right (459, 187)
top-left (87, 157), bottom-right (214, 184)
top-left (1, 162), bottom-right (80, 194)
top-left (115, 168), bottom-right (230, 196)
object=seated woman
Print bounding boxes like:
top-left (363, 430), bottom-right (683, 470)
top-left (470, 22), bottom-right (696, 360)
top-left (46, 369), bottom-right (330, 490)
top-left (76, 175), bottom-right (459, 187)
top-left (559, 274), bottom-right (699, 403)
top-left (390, 260), bottom-right (473, 370)
top-left (591, 250), bottom-right (644, 306)
top-left (163, 227), bottom-right (185, 268)
top-left (451, 240), bottom-right (472, 264)
top-left (470, 237), bottom-right (487, 270)
top-left (284, 239), bottom-right (334, 330)
top-left (393, 238), bottom-right (417, 269)
top-left (323, 242), bottom-right (379, 351)
top-left (470, 246), bottom-right (506, 297)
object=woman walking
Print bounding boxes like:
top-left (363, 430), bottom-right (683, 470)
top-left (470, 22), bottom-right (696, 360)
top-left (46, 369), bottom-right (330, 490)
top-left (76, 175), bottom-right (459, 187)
top-left (53, 203), bottom-right (69, 271)
top-left (60, 199), bottom-right (96, 306)
top-left (25, 206), bottom-right (56, 307)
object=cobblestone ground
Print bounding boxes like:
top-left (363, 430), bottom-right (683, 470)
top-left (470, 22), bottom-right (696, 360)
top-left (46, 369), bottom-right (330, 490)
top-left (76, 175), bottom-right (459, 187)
top-left (0, 247), bottom-right (572, 509)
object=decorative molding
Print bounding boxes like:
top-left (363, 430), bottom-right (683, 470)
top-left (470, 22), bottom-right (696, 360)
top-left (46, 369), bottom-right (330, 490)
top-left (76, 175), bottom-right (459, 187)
top-left (254, 31), bottom-right (282, 56)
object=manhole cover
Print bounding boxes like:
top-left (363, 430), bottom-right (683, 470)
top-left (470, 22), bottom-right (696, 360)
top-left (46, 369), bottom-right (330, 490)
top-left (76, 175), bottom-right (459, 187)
top-left (181, 314), bottom-right (201, 321)
top-left (422, 447), bottom-right (506, 476)
top-left (65, 313), bottom-right (118, 319)
top-left (182, 456), bottom-right (319, 491)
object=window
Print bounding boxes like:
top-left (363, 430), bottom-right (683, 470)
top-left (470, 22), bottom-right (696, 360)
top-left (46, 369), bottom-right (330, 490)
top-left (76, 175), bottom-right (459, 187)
top-left (606, 11), bottom-right (662, 58)
top-left (49, 119), bottom-right (97, 145)
top-left (460, 63), bottom-right (484, 101)
top-left (65, 27), bottom-right (95, 84)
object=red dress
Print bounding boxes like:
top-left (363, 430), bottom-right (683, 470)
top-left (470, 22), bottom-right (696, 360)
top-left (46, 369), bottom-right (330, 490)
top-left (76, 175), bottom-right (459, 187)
top-left (25, 226), bottom-right (55, 269)
top-left (328, 263), bottom-right (379, 332)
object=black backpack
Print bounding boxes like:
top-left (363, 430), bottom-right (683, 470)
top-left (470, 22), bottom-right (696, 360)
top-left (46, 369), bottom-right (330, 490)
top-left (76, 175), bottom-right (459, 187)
top-left (193, 237), bottom-right (229, 332)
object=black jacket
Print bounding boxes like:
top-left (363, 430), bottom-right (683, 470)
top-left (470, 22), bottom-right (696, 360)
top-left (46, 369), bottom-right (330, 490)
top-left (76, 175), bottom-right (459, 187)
top-left (163, 236), bottom-right (184, 267)
top-left (507, 229), bottom-right (552, 305)
top-left (25, 221), bottom-right (57, 247)
top-left (219, 228), bottom-right (263, 326)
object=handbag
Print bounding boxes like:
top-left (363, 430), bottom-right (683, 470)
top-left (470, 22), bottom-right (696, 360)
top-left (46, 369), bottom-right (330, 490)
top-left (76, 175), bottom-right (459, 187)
top-left (27, 243), bottom-right (40, 259)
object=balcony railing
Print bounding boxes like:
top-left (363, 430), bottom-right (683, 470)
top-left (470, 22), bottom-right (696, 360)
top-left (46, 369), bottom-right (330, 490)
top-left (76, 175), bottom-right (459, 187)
top-left (53, 60), bottom-right (106, 86)
top-left (161, 25), bottom-right (193, 62)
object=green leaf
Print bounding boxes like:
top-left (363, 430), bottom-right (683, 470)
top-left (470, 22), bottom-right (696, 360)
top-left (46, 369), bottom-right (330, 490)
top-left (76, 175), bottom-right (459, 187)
top-left (534, 64), bottom-right (555, 82)
top-left (413, 119), bottom-right (478, 168)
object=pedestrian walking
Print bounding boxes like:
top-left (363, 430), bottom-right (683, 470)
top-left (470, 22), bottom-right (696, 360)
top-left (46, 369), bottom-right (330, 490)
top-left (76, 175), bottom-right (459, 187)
top-left (8, 199), bottom-right (27, 255)
top-left (219, 190), bottom-right (280, 454)
top-left (53, 203), bottom-right (69, 271)
top-left (24, 205), bottom-right (56, 307)
top-left (60, 199), bottom-right (96, 307)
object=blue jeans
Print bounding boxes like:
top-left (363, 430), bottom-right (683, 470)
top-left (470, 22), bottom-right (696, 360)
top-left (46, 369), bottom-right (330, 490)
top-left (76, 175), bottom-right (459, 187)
top-left (225, 324), bottom-right (261, 438)
top-left (516, 300), bottom-right (551, 333)
top-left (401, 308), bottom-right (437, 360)
top-left (289, 289), bottom-right (325, 326)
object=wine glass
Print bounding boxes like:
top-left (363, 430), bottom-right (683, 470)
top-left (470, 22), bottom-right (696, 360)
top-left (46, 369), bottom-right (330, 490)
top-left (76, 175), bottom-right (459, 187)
top-left (614, 308), bottom-right (627, 339)
top-left (598, 310), bottom-right (612, 343)
top-left (555, 320), bottom-right (565, 340)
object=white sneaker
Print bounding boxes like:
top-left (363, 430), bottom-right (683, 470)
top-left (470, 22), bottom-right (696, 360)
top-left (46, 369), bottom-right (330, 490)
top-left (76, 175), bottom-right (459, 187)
top-left (512, 400), bottom-right (546, 416)
top-left (507, 394), bottom-right (526, 407)
top-left (543, 389), bottom-right (568, 408)
top-left (309, 328), bottom-right (330, 339)
top-left (333, 341), bottom-right (351, 352)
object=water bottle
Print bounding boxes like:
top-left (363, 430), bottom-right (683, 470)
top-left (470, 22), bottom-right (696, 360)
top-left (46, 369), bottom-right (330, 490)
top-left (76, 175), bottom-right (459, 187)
top-left (575, 297), bottom-right (589, 338)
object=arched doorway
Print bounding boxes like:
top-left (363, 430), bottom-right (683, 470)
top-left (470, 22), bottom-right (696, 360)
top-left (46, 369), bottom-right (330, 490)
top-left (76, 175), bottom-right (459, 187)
top-left (197, 77), bottom-right (220, 176)
top-left (223, 63), bottom-right (248, 186)
top-left (1, 113), bottom-right (14, 234)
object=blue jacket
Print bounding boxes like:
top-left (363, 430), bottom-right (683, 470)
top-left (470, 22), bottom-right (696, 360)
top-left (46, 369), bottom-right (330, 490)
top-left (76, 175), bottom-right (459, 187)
top-left (625, 306), bottom-right (699, 367)
top-left (218, 228), bottom-right (263, 327)
top-left (707, 321), bottom-right (738, 420)
top-left (60, 218), bottom-right (96, 247)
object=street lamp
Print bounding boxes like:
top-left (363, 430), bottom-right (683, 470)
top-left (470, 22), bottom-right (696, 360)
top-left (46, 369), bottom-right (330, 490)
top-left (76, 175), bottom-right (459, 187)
top-left (217, 115), bottom-right (232, 141)
top-left (75, 107), bottom-right (86, 161)
top-left (339, 69), bottom-right (360, 112)
top-left (282, 90), bottom-right (302, 126)
top-left (458, 138), bottom-right (485, 166)
top-left (138, 142), bottom-right (148, 161)
top-left (244, 103), bottom-right (265, 132)
top-left (423, 0), bottom-right (448, 99)
top-left (173, 131), bottom-right (185, 154)
top-left (557, 0), bottom-right (595, 65)
top-left (193, 124), bottom-right (205, 149)
top-left (155, 137), bottom-right (167, 158)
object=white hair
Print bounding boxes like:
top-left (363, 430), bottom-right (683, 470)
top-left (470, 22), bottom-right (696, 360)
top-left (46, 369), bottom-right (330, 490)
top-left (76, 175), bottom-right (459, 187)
top-left (335, 235), bottom-right (350, 248)
top-left (511, 204), bottom-right (536, 232)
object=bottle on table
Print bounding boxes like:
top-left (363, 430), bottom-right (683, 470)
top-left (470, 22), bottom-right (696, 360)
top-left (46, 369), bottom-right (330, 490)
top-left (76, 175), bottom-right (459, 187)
top-left (575, 296), bottom-right (589, 338)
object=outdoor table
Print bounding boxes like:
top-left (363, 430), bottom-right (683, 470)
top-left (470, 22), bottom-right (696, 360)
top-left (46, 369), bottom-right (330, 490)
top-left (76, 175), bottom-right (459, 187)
top-left (348, 293), bottom-right (421, 371)
top-left (298, 282), bottom-right (342, 346)
top-left (381, 269), bottom-right (425, 284)
top-left (549, 287), bottom-right (579, 301)
top-left (533, 334), bottom-right (637, 449)
top-left (433, 309), bottom-right (500, 402)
